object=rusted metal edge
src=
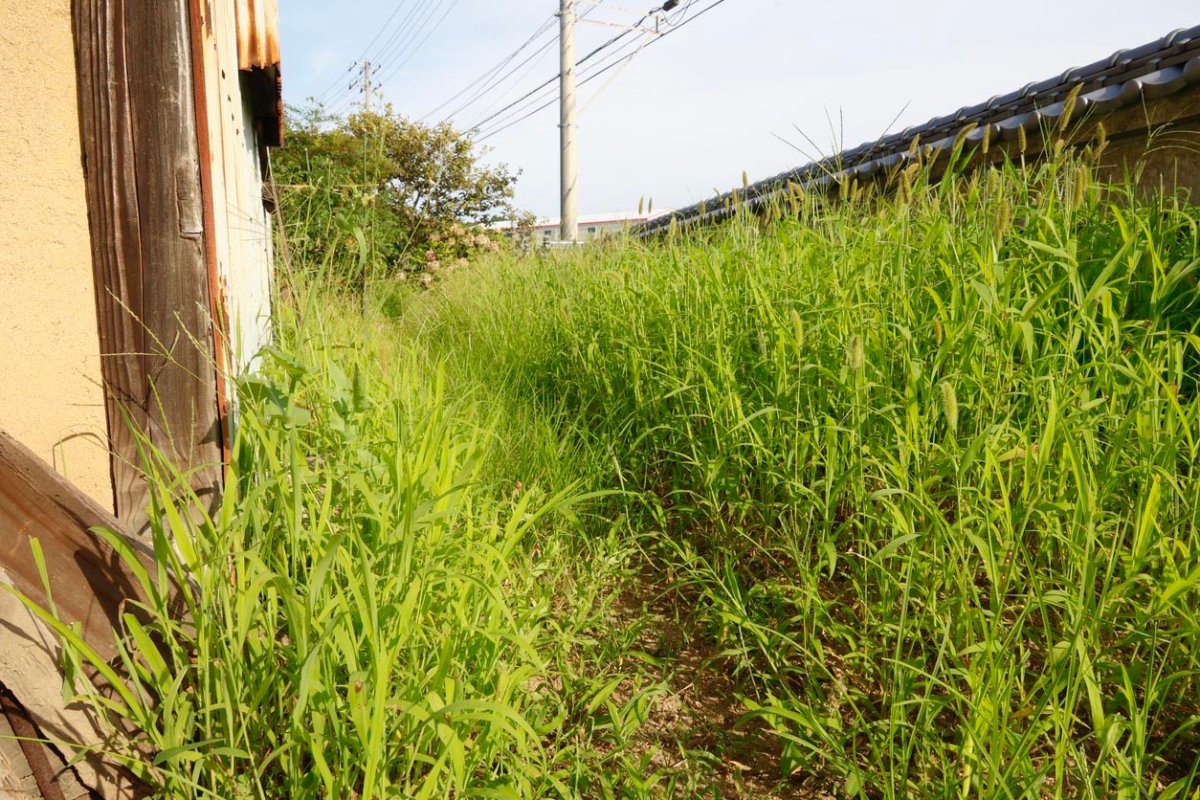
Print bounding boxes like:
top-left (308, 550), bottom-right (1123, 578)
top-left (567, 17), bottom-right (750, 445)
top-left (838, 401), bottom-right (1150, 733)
top-left (236, 0), bottom-right (279, 70)
top-left (236, 0), bottom-right (283, 147)
top-left (187, 0), bottom-right (232, 468)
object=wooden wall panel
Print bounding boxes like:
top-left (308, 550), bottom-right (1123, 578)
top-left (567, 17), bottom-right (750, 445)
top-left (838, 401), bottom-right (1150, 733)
top-left (72, 0), bottom-right (224, 531)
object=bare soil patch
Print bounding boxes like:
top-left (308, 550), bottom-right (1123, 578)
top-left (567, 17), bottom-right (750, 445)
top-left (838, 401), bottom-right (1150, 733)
top-left (611, 569), bottom-right (833, 800)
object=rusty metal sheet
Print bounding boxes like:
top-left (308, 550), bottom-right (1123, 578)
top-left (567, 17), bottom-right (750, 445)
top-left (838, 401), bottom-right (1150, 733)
top-left (233, 0), bottom-right (282, 145)
top-left (194, 0), bottom-right (279, 393)
top-left (236, 0), bottom-right (279, 69)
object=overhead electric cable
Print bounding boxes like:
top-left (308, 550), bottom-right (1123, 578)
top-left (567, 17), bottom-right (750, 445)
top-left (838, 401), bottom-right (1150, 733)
top-left (474, 0), bottom-right (730, 142)
top-left (424, 3), bottom-right (602, 127)
top-left (319, 0), bottom-right (424, 107)
top-left (425, 18), bottom-right (560, 123)
top-left (472, 29), bottom-right (652, 138)
top-left (463, 6), bottom-right (653, 134)
top-left (355, 0), bottom-right (417, 64)
top-left (370, 0), bottom-right (442, 70)
top-left (375, 0), bottom-right (464, 88)
top-left (419, 14), bottom-right (558, 121)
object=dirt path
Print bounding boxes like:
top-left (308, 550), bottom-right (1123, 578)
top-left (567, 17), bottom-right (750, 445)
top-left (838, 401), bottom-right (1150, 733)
top-left (611, 571), bottom-right (833, 800)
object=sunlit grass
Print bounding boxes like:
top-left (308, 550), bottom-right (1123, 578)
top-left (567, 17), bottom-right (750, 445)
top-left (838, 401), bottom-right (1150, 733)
top-left (22, 154), bottom-right (1200, 799)
top-left (412, 156), bottom-right (1200, 797)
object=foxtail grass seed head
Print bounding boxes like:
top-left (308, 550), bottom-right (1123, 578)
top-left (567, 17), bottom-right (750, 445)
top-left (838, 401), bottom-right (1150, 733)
top-left (939, 380), bottom-right (959, 435)
top-left (982, 123), bottom-right (992, 155)
top-left (994, 195), bottom-right (1012, 241)
top-left (934, 318), bottom-right (944, 344)
top-left (953, 124), bottom-right (973, 154)
top-left (790, 309), bottom-right (804, 350)
top-left (1073, 168), bottom-right (1088, 208)
top-left (1017, 124), bottom-right (1028, 153)
top-left (846, 335), bottom-right (864, 370)
top-left (1059, 83), bottom-right (1082, 132)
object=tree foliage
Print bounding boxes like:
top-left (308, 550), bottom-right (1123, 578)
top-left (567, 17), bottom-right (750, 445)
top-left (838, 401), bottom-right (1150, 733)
top-left (274, 104), bottom-right (517, 288)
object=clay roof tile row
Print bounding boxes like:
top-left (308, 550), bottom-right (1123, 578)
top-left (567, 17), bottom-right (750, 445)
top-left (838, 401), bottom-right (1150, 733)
top-left (637, 25), bottom-right (1200, 235)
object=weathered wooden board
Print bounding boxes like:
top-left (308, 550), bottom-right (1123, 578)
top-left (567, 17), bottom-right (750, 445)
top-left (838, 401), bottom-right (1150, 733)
top-left (0, 430), bottom-right (151, 658)
top-left (0, 430), bottom-right (154, 799)
top-left (72, 0), bottom-right (224, 532)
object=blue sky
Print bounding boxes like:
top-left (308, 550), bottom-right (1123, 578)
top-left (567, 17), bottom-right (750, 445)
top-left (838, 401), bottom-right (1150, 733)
top-left (280, 1), bottom-right (1199, 218)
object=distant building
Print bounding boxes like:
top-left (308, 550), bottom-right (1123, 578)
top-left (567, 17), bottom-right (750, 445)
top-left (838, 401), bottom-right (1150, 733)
top-left (491, 211), bottom-right (674, 247)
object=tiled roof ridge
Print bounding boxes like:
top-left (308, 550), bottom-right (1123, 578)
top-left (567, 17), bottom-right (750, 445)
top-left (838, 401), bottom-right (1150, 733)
top-left (637, 24), bottom-right (1200, 235)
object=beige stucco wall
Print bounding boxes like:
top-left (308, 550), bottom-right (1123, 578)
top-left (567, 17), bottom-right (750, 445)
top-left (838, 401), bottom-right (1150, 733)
top-left (0, 0), bottom-right (112, 509)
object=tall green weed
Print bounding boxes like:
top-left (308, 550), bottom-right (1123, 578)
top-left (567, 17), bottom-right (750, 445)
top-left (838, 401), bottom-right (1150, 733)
top-left (411, 157), bottom-right (1200, 797)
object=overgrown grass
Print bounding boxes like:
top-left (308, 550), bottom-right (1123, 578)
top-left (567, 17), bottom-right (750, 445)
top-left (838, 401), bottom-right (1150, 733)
top-left (406, 157), bottom-right (1200, 797)
top-left (25, 156), bottom-right (1200, 799)
top-left (19, 288), bottom-right (692, 798)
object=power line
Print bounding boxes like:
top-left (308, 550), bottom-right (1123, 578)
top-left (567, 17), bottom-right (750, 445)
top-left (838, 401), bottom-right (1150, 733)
top-left (473, 29), bottom-right (652, 139)
top-left (421, 2), bottom-right (604, 127)
top-left (355, 0), bottom-right (418, 65)
top-left (421, 15), bottom-right (559, 123)
top-left (462, 6), bottom-right (654, 134)
top-left (463, 36), bottom-right (560, 125)
top-left (326, 0), bottom-right (464, 116)
top-left (470, 13), bottom-right (661, 138)
top-left (367, 0), bottom-right (438, 70)
top-left (313, 62), bottom-right (358, 105)
top-left (475, 0), bottom-right (729, 142)
top-left (376, 0), bottom-right (466, 92)
top-left (319, 0), bottom-right (424, 107)
top-left (475, 34), bottom-right (652, 141)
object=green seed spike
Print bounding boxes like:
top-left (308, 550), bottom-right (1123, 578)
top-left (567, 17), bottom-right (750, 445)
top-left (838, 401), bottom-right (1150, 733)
top-left (952, 124), bottom-right (976, 155)
top-left (846, 335), bottom-right (864, 370)
top-left (1059, 83), bottom-right (1083, 132)
top-left (940, 380), bottom-right (959, 435)
top-left (742, 171), bottom-right (750, 191)
top-left (1073, 168), bottom-right (1088, 208)
top-left (790, 309), bottom-right (804, 351)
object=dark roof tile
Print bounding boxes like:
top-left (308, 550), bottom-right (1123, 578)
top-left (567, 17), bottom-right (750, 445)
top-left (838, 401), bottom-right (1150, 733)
top-left (637, 25), bottom-right (1200, 236)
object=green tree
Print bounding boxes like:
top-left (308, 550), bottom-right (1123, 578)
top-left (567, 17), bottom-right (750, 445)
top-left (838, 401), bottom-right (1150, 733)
top-left (274, 103), bottom-right (517, 289)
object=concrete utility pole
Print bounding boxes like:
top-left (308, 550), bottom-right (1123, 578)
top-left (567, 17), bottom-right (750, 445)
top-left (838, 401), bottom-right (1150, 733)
top-left (360, 61), bottom-right (375, 113)
top-left (559, 0), bottom-right (579, 243)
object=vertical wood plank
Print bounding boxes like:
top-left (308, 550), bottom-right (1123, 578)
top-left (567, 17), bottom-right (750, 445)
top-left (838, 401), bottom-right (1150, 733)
top-left (72, 0), bottom-right (224, 531)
